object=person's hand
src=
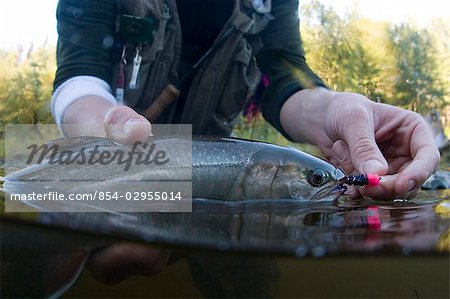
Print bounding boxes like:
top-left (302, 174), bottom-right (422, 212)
top-left (281, 88), bottom-right (440, 200)
top-left (62, 96), bottom-right (152, 143)
top-left (63, 96), bottom-right (171, 284)
top-left (86, 242), bottom-right (172, 284)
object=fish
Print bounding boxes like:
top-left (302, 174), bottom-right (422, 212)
top-left (2, 135), bottom-right (346, 297)
top-left (4, 135), bottom-right (347, 205)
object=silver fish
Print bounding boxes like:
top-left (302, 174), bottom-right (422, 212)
top-left (4, 136), bottom-right (346, 204)
top-left (2, 136), bottom-right (346, 298)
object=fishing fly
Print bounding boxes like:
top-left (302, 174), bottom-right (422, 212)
top-left (332, 173), bottom-right (380, 199)
top-left (345, 173), bottom-right (380, 187)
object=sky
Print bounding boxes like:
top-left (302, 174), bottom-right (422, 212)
top-left (301, 0), bottom-right (450, 24)
top-left (0, 0), bottom-right (449, 50)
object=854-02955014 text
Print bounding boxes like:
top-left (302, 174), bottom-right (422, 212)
top-left (9, 191), bottom-right (184, 202)
top-left (4, 124), bottom-right (193, 212)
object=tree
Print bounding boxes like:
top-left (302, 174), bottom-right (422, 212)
top-left (299, 1), bottom-right (385, 101)
top-left (388, 24), bottom-right (447, 112)
top-left (0, 46), bottom-right (56, 125)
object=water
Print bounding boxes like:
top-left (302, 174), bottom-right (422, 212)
top-left (1, 166), bottom-right (450, 298)
top-left (2, 191), bottom-right (449, 257)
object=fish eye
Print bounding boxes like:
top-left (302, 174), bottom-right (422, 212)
top-left (308, 169), bottom-right (330, 187)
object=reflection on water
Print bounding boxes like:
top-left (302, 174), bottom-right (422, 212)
top-left (1, 179), bottom-right (450, 297)
top-left (3, 190), bottom-right (448, 257)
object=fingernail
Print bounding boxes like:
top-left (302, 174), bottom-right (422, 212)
top-left (406, 180), bottom-right (416, 192)
top-left (123, 119), bottom-right (144, 135)
top-left (362, 160), bottom-right (385, 173)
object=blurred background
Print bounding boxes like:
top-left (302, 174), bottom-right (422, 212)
top-left (0, 0), bottom-right (448, 164)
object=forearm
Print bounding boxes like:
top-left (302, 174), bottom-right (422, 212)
top-left (280, 87), bottom-right (333, 145)
top-left (257, 0), bottom-right (328, 140)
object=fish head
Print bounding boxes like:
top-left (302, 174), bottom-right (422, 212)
top-left (268, 149), bottom-right (347, 201)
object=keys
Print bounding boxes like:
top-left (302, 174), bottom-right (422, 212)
top-left (115, 45), bottom-right (127, 104)
top-left (129, 45), bottom-right (142, 90)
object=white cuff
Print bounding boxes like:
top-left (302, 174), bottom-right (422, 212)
top-left (51, 76), bottom-right (117, 125)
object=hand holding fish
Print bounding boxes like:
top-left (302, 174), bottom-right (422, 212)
top-left (63, 96), bottom-right (166, 284)
top-left (281, 87), bottom-right (440, 200)
top-left (62, 95), bottom-right (152, 143)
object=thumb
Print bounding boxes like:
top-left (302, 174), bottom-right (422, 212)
top-left (104, 106), bottom-right (152, 144)
top-left (343, 111), bottom-right (388, 175)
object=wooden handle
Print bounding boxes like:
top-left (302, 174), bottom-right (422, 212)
top-left (143, 84), bottom-right (180, 122)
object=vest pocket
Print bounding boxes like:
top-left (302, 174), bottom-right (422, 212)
top-left (183, 35), bottom-right (261, 135)
top-left (215, 39), bottom-right (260, 132)
top-left (139, 60), bottom-right (169, 109)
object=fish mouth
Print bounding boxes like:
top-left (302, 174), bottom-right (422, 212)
top-left (311, 184), bottom-right (346, 201)
top-left (311, 176), bottom-right (348, 201)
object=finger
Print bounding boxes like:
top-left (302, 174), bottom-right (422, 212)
top-left (378, 142), bottom-right (409, 158)
top-left (359, 174), bottom-right (399, 200)
top-left (385, 156), bottom-right (412, 175)
top-left (395, 145), bottom-right (440, 195)
top-left (330, 140), bottom-right (354, 174)
top-left (346, 186), bottom-right (362, 199)
top-left (394, 114), bottom-right (440, 194)
top-left (341, 106), bottom-right (388, 175)
top-left (86, 242), bottom-right (171, 284)
top-left (104, 106), bottom-right (152, 144)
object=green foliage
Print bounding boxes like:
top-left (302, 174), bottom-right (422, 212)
top-left (0, 45), bottom-right (56, 126)
top-left (388, 24), bottom-right (448, 112)
top-left (298, 1), bottom-right (450, 113)
top-left (299, 1), bottom-right (385, 100)
top-left (0, 46), bottom-right (56, 160)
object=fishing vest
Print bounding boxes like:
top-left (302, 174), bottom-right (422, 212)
top-left (112, 0), bottom-right (272, 135)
